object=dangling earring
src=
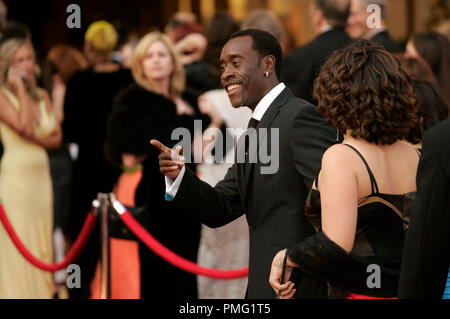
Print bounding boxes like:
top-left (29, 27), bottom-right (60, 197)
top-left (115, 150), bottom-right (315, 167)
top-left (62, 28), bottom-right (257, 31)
top-left (265, 72), bottom-right (269, 78)
top-left (336, 129), bottom-right (340, 142)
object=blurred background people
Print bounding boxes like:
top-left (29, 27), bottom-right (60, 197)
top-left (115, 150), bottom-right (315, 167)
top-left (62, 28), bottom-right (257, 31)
top-left (0, 38), bottom-right (62, 298)
top-left (406, 31), bottom-right (450, 107)
top-left (0, 0), bottom-right (6, 160)
top-left (1, 20), bottom-right (31, 43)
top-left (112, 30), bottom-right (139, 69)
top-left (435, 20), bottom-right (450, 40)
top-left (62, 20), bottom-right (133, 299)
top-left (347, 0), bottom-right (402, 53)
top-left (105, 32), bottom-right (206, 299)
top-left (171, 21), bottom-right (218, 99)
top-left (282, 0), bottom-right (352, 103)
top-left (173, 22), bottom-right (207, 66)
top-left (42, 44), bottom-right (88, 292)
top-left (0, 0), bottom-right (7, 42)
top-left (202, 12), bottom-right (239, 84)
top-left (165, 11), bottom-right (198, 43)
top-left (396, 54), bottom-right (448, 144)
top-left (170, 19), bottom-right (227, 157)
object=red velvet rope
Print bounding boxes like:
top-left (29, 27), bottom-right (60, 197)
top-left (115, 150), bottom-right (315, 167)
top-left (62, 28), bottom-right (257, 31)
top-left (114, 203), bottom-right (249, 279)
top-left (0, 203), bottom-right (98, 272)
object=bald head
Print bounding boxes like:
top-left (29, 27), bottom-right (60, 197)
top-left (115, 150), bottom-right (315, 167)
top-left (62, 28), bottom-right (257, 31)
top-left (314, 0), bottom-right (351, 28)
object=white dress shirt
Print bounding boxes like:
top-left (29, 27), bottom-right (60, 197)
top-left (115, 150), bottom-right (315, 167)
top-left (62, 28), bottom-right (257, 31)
top-left (165, 82), bottom-right (286, 200)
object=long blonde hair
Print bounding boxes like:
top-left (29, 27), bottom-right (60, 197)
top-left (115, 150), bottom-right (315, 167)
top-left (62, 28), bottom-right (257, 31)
top-left (131, 32), bottom-right (185, 98)
top-left (0, 38), bottom-right (41, 100)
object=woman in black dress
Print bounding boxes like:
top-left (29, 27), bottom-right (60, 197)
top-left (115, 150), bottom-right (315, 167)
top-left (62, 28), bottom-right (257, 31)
top-left (269, 40), bottom-right (421, 299)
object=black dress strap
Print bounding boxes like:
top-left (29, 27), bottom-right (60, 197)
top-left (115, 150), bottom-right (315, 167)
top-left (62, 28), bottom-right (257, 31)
top-left (414, 146), bottom-right (421, 157)
top-left (342, 144), bottom-right (380, 194)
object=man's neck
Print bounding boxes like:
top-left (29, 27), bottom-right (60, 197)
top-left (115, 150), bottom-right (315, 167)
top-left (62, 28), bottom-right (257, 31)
top-left (249, 82), bottom-right (286, 122)
top-left (249, 81), bottom-right (280, 111)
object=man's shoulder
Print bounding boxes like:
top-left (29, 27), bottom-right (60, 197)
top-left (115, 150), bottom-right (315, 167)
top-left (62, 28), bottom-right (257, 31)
top-left (274, 95), bottom-right (324, 128)
top-left (371, 31), bottom-right (403, 53)
top-left (286, 29), bottom-right (351, 61)
top-left (282, 95), bottom-right (317, 115)
top-left (426, 119), bottom-right (450, 142)
top-left (425, 119), bottom-right (450, 159)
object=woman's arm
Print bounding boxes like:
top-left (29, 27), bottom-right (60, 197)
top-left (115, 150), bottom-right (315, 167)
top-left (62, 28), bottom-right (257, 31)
top-left (269, 145), bottom-right (359, 298)
top-left (319, 145), bottom-right (359, 253)
top-left (0, 69), bottom-right (38, 138)
top-left (0, 89), bottom-right (33, 138)
top-left (31, 127), bottom-right (62, 150)
top-left (50, 75), bottom-right (66, 124)
top-left (28, 89), bottom-right (62, 150)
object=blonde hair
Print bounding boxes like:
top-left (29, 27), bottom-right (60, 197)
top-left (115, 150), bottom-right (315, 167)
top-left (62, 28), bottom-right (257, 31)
top-left (85, 20), bottom-right (118, 57)
top-left (0, 38), bottom-right (41, 100)
top-left (131, 32), bottom-right (185, 98)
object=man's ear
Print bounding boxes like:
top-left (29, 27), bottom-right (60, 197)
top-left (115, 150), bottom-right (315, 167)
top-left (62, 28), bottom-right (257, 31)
top-left (262, 55), bottom-right (276, 75)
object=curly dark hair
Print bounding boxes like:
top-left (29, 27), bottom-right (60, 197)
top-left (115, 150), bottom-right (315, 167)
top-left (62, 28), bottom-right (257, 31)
top-left (314, 40), bottom-right (419, 145)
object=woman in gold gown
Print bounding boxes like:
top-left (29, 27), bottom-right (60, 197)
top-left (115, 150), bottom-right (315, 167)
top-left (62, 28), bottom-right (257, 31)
top-left (0, 38), bottom-right (62, 298)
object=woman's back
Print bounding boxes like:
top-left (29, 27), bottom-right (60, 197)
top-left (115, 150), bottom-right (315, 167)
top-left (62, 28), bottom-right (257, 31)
top-left (300, 140), bottom-right (420, 298)
top-left (324, 139), bottom-right (420, 200)
top-left (269, 40), bottom-right (423, 299)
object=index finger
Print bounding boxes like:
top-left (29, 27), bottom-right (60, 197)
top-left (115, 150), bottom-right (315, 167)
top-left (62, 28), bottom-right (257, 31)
top-left (150, 139), bottom-right (171, 153)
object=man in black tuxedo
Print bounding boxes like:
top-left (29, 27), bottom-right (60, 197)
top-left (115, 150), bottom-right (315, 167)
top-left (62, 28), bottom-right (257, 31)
top-left (347, 0), bottom-right (402, 53)
top-left (398, 118), bottom-right (450, 299)
top-left (151, 29), bottom-right (336, 298)
top-left (282, 0), bottom-right (352, 103)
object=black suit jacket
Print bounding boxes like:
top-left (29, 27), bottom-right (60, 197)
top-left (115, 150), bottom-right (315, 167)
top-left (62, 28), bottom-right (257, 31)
top-left (370, 30), bottom-right (403, 53)
top-left (281, 28), bottom-right (352, 103)
top-left (170, 87), bottom-right (337, 298)
top-left (398, 118), bottom-right (450, 298)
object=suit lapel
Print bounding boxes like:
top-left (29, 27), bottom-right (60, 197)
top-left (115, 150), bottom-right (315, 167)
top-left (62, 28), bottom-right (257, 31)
top-left (242, 88), bottom-right (293, 199)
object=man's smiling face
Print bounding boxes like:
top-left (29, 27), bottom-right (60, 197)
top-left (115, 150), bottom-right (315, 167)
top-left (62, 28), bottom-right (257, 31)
top-left (220, 35), bottom-right (267, 109)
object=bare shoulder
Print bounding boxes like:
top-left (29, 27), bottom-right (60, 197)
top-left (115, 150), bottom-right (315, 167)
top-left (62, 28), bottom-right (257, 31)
top-left (320, 144), bottom-right (361, 178)
top-left (397, 141), bottom-right (421, 165)
top-left (322, 144), bottom-right (358, 165)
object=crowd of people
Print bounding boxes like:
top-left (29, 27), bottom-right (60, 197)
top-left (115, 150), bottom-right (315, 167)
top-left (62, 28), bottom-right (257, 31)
top-left (0, 0), bottom-right (449, 299)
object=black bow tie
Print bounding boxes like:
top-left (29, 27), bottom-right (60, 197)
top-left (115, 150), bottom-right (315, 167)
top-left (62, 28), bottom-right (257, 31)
top-left (247, 118), bottom-right (259, 129)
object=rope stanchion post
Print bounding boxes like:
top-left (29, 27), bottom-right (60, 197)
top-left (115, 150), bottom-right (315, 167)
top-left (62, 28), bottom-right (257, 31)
top-left (1, 192), bottom-right (248, 292)
top-left (110, 197), bottom-right (249, 280)
top-left (99, 193), bottom-right (111, 300)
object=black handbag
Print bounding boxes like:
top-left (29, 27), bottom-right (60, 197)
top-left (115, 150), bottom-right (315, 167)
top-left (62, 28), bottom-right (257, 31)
top-left (109, 205), bottom-right (147, 240)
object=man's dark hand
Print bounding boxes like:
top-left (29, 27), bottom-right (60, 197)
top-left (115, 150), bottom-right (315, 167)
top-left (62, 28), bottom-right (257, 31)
top-left (150, 139), bottom-right (185, 180)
